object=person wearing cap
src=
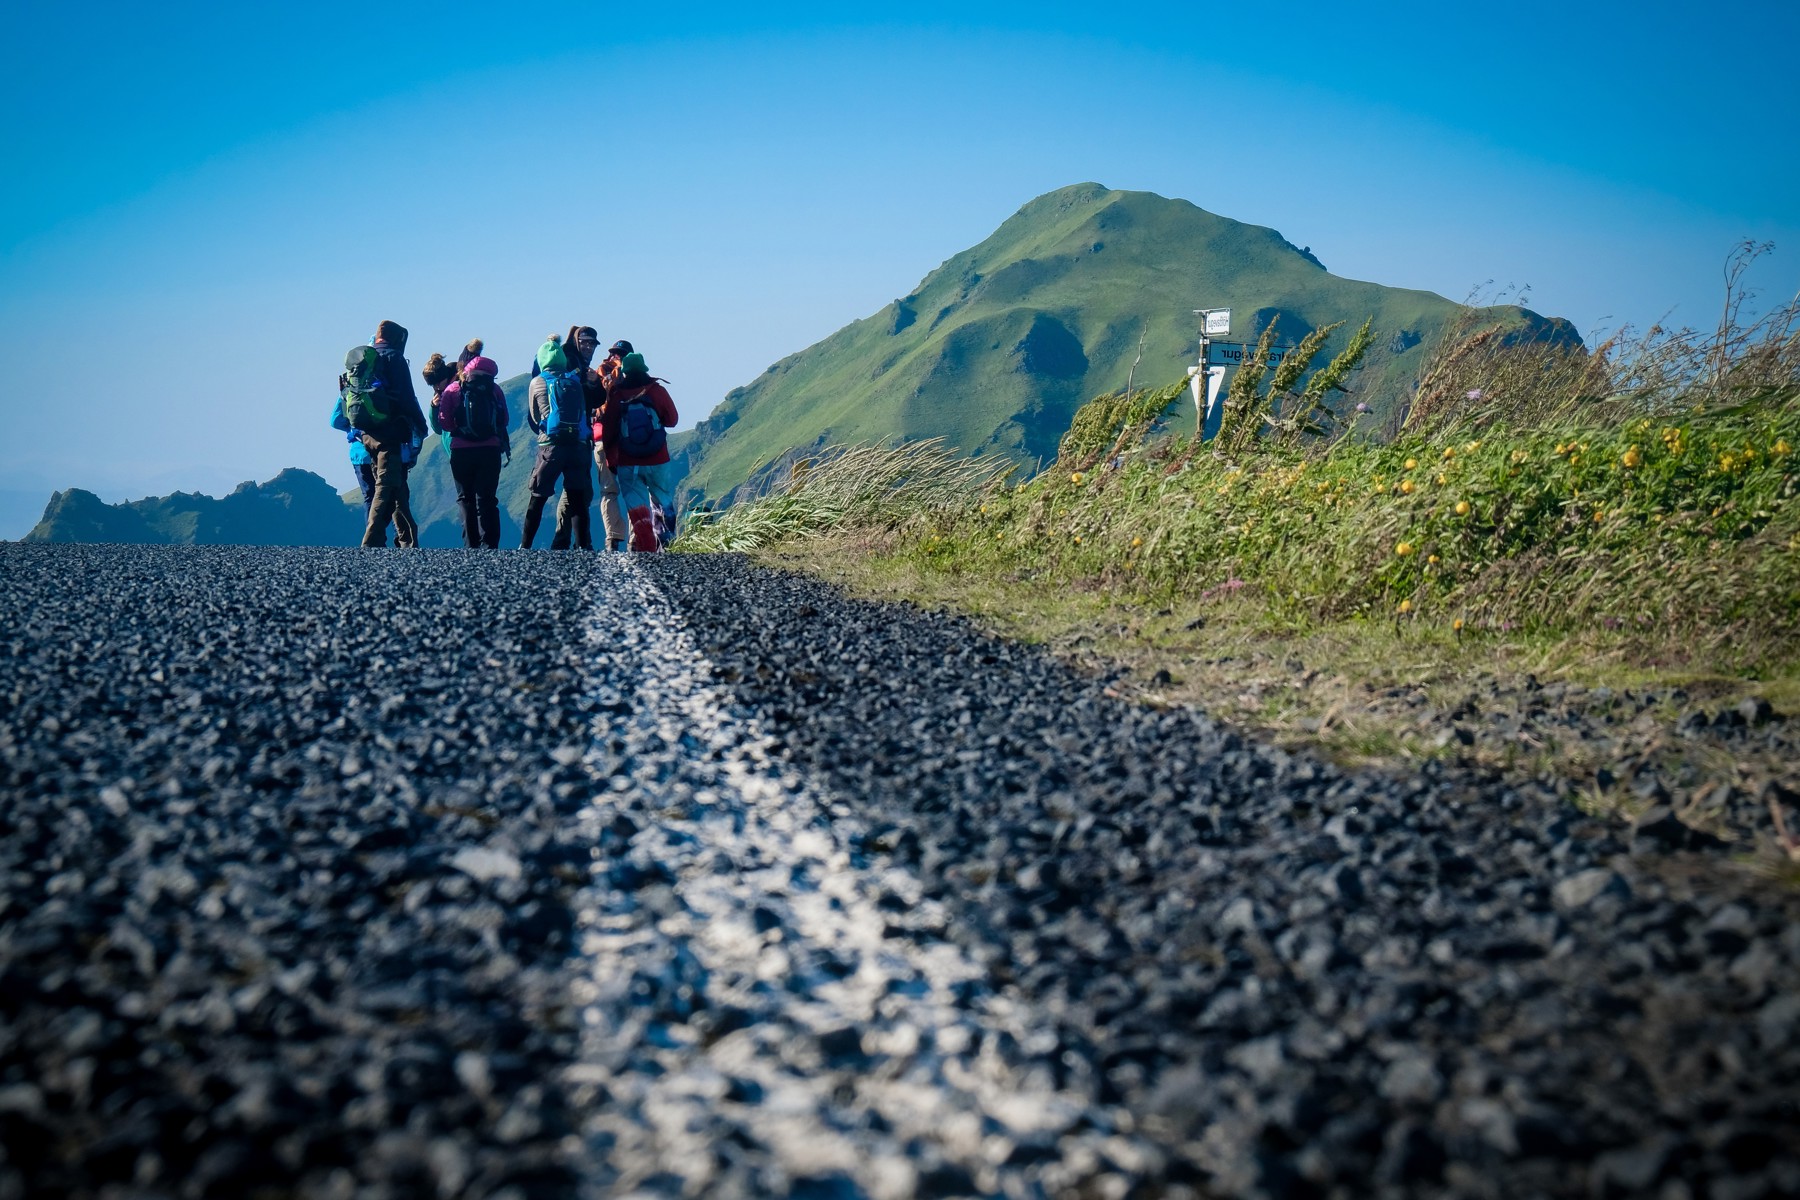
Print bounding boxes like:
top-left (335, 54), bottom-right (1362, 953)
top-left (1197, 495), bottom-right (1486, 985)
top-left (438, 350), bottom-right (511, 548)
top-left (358, 319), bottom-right (429, 548)
top-left (600, 349), bottom-right (679, 551)
top-left (522, 327), bottom-right (602, 549)
top-left (565, 337), bottom-right (633, 551)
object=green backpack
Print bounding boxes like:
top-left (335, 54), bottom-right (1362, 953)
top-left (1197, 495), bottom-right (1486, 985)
top-left (342, 345), bottom-right (390, 433)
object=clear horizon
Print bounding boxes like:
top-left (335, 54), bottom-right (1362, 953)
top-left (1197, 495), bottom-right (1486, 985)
top-left (3, 0), bottom-right (1795, 537)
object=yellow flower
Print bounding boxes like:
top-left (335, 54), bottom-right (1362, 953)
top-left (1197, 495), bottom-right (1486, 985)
top-left (1404, 457), bottom-right (1418, 470)
top-left (1464, 441), bottom-right (1481, 453)
top-left (1621, 447), bottom-right (1642, 469)
top-left (1452, 618), bottom-right (1465, 632)
top-left (1776, 439), bottom-right (1792, 456)
top-left (1594, 508), bottom-right (1606, 524)
top-left (1427, 554), bottom-right (1440, 565)
top-left (1070, 472), bottom-right (1084, 484)
top-left (1131, 537), bottom-right (1143, 548)
top-left (1373, 484), bottom-right (1387, 495)
top-left (1397, 599), bottom-right (1413, 614)
top-left (1073, 534), bottom-right (1082, 543)
top-left (1510, 449), bottom-right (1529, 464)
top-left (980, 505), bottom-right (988, 514)
top-left (1400, 480), bottom-right (1416, 494)
top-left (1396, 542), bottom-right (1415, 557)
top-left (1719, 454), bottom-right (1735, 471)
top-left (1555, 443), bottom-right (1568, 455)
top-left (1435, 473), bottom-right (1447, 486)
top-left (1443, 446), bottom-right (1457, 460)
top-left (1454, 501), bottom-right (1471, 517)
top-left (1568, 453), bottom-right (1581, 466)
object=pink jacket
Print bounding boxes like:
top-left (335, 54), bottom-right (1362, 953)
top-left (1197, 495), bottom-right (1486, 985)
top-left (438, 357), bottom-right (510, 451)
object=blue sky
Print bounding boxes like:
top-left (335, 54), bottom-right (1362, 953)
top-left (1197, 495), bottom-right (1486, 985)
top-left (2, 0), bottom-right (1795, 536)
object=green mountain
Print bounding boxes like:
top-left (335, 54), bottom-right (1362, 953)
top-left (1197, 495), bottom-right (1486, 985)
top-left (24, 468), bottom-right (362, 545)
top-left (676, 182), bottom-right (1579, 504)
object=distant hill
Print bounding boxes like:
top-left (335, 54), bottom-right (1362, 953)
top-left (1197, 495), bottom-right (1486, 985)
top-left (24, 469), bottom-right (362, 546)
top-left (676, 182), bottom-right (1579, 504)
top-left (22, 373), bottom-right (554, 549)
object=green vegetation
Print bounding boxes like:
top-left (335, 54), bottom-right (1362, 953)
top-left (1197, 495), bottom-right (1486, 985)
top-left (684, 281), bottom-right (1800, 699)
top-left (676, 183), bottom-right (1576, 506)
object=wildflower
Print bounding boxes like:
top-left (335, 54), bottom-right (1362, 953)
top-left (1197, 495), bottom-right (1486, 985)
top-left (1355, 402), bottom-right (1369, 413)
top-left (1404, 458), bottom-right (1418, 470)
top-left (1427, 554), bottom-right (1440, 565)
top-left (1070, 472), bottom-right (1084, 484)
top-left (1435, 473), bottom-right (1447, 486)
top-left (1454, 501), bottom-right (1471, 516)
top-left (1131, 537), bottom-right (1143, 548)
top-left (1776, 439), bottom-right (1792, 456)
top-left (1568, 453), bottom-right (1581, 466)
top-left (1621, 446), bottom-right (1642, 469)
top-left (1396, 542), bottom-right (1415, 557)
top-left (1073, 534), bottom-right (1082, 543)
top-left (1719, 454), bottom-right (1735, 472)
top-left (1443, 446), bottom-right (1456, 460)
top-left (1400, 480), bottom-right (1416, 495)
top-left (1510, 449), bottom-right (1529, 464)
top-left (1452, 617), bottom-right (1465, 632)
top-left (1464, 441), bottom-right (1481, 453)
top-left (1373, 484), bottom-right (1387, 495)
top-left (1465, 389), bottom-right (1483, 402)
top-left (1398, 599), bottom-right (1413, 614)
top-left (1555, 443), bottom-right (1568, 456)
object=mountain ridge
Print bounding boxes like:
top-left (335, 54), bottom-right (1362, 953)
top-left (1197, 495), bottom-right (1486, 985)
top-left (675, 182), bottom-right (1577, 503)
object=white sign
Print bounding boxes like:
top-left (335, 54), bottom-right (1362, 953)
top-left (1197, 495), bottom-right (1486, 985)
top-left (1204, 309), bottom-right (1231, 336)
top-left (1189, 365), bottom-right (1228, 441)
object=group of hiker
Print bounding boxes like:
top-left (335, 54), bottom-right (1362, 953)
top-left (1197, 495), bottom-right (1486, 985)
top-left (331, 320), bottom-right (678, 551)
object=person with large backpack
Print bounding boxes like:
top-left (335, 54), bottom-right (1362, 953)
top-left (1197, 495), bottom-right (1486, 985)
top-left (342, 319), bottom-right (429, 548)
top-left (521, 331), bottom-right (599, 550)
top-left (601, 350), bottom-right (679, 552)
top-left (438, 351), bottom-right (510, 548)
top-left (558, 336), bottom-right (631, 551)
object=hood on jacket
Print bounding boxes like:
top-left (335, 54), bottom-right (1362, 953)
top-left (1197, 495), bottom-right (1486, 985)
top-left (375, 320), bottom-right (408, 350)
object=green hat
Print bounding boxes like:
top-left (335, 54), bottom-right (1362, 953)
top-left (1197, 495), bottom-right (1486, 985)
top-left (537, 337), bottom-right (569, 374)
top-left (622, 352), bottom-right (647, 374)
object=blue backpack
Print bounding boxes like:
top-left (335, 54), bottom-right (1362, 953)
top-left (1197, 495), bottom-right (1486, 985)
top-left (541, 369), bottom-right (589, 444)
top-left (617, 387), bottom-right (668, 458)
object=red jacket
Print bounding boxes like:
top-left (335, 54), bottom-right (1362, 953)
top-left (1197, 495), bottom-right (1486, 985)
top-left (601, 376), bottom-right (678, 468)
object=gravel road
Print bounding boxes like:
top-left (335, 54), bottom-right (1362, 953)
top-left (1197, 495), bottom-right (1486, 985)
top-left (2, 545), bottom-right (1796, 1199)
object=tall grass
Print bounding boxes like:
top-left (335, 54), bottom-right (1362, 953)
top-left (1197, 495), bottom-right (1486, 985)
top-left (1405, 242), bottom-right (1800, 435)
top-left (678, 440), bottom-right (1006, 552)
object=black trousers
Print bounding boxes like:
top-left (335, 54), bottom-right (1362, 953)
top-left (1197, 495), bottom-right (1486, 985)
top-left (450, 446), bottom-right (504, 549)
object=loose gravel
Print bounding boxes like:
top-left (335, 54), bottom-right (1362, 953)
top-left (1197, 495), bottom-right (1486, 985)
top-left (1, 544), bottom-right (1796, 1199)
